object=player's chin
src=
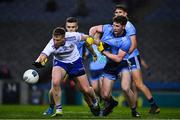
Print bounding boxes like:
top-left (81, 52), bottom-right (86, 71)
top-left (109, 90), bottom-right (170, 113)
top-left (114, 31), bottom-right (118, 34)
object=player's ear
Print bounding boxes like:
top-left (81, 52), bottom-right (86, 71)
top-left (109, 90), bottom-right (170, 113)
top-left (76, 25), bottom-right (79, 31)
top-left (124, 12), bottom-right (127, 17)
top-left (122, 25), bottom-right (126, 29)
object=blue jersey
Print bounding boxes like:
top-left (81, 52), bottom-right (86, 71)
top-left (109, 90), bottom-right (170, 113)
top-left (125, 21), bottom-right (139, 58)
top-left (90, 45), bottom-right (107, 70)
top-left (76, 41), bottom-right (85, 57)
top-left (75, 32), bottom-right (85, 57)
top-left (101, 25), bottom-right (131, 80)
top-left (101, 24), bottom-right (131, 60)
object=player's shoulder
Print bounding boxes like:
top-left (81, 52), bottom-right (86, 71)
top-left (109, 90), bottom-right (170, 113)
top-left (65, 32), bottom-right (81, 37)
top-left (126, 21), bottom-right (135, 29)
top-left (103, 24), bottom-right (112, 29)
top-left (102, 24), bottom-right (113, 33)
top-left (122, 35), bottom-right (131, 43)
top-left (77, 31), bottom-right (85, 35)
top-left (48, 38), bottom-right (54, 45)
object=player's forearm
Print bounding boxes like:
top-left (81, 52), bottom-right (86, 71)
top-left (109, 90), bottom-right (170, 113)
top-left (89, 25), bottom-right (103, 37)
top-left (36, 53), bottom-right (48, 63)
top-left (102, 51), bottom-right (123, 63)
top-left (81, 35), bottom-right (89, 41)
top-left (93, 33), bottom-right (101, 45)
top-left (141, 59), bottom-right (149, 69)
top-left (85, 42), bottom-right (97, 57)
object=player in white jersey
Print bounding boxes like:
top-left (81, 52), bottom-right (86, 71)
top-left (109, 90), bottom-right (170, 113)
top-left (114, 4), bottom-right (160, 114)
top-left (43, 17), bottom-right (98, 116)
top-left (34, 27), bottom-right (100, 117)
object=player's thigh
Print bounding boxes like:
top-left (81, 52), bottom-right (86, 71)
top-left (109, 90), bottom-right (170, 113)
top-left (101, 77), bottom-right (114, 97)
top-left (75, 74), bottom-right (90, 90)
top-left (52, 66), bottom-right (66, 85)
top-left (128, 56), bottom-right (143, 82)
top-left (91, 80), bottom-right (99, 91)
top-left (131, 69), bottom-right (143, 85)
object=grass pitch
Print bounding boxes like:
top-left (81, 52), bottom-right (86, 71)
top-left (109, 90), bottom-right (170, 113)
top-left (0, 105), bottom-right (180, 119)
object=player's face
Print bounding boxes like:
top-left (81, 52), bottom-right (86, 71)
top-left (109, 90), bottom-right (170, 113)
top-left (53, 35), bottom-right (65, 48)
top-left (114, 9), bottom-right (127, 17)
top-left (113, 22), bottom-right (125, 36)
top-left (66, 22), bottom-right (78, 32)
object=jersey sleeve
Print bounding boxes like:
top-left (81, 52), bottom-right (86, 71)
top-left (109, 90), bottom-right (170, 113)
top-left (125, 21), bottom-right (136, 36)
top-left (102, 24), bottom-right (113, 33)
top-left (41, 39), bottom-right (54, 56)
top-left (75, 32), bottom-right (82, 42)
top-left (65, 32), bottom-right (82, 42)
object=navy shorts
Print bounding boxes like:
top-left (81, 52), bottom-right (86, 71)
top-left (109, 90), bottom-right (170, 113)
top-left (127, 55), bottom-right (141, 71)
top-left (103, 60), bottom-right (130, 80)
top-left (89, 69), bottom-right (104, 81)
top-left (53, 58), bottom-right (85, 78)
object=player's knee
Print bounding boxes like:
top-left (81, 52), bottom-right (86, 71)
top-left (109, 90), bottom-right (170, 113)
top-left (122, 86), bottom-right (130, 93)
top-left (81, 86), bottom-right (90, 94)
top-left (92, 85), bottom-right (98, 93)
top-left (52, 79), bottom-right (60, 87)
top-left (135, 81), bottom-right (144, 89)
top-left (49, 88), bottom-right (53, 94)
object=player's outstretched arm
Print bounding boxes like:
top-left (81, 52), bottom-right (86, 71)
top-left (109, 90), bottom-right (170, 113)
top-left (93, 32), bottom-right (102, 45)
top-left (89, 25), bottom-right (103, 37)
top-left (88, 26), bottom-right (103, 46)
top-left (129, 35), bottom-right (137, 53)
top-left (84, 42), bottom-right (97, 62)
top-left (33, 53), bottom-right (48, 68)
top-left (102, 49), bottom-right (126, 63)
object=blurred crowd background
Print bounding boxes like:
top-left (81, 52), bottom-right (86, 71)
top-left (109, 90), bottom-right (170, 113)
top-left (0, 0), bottom-right (180, 107)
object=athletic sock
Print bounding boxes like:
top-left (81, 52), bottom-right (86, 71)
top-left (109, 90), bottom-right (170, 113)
top-left (148, 97), bottom-right (157, 107)
top-left (50, 104), bottom-right (54, 109)
top-left (56, 104), bottom-right (62, 111)
top-left (131, 106), bottom-right (137, 112)
top-left (92, 98), bottom-right (98, 107)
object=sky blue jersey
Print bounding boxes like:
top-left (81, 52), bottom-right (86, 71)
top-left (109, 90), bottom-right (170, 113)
top-left (76, 41), bottom-right (85, 57)
top-left (101, 24), bottom-right (131, 60)
top-left (75, 32), bottom-right (85, 57)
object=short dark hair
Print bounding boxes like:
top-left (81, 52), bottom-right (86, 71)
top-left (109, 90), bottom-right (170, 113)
top-left (66, 17), bottom-right (78, 23)
top-left (114, 4), bottom-right (128, 12)
top-left (53, 27), bottom-right (66, 36)
top-left (113, 16), bottom-right (127, 25)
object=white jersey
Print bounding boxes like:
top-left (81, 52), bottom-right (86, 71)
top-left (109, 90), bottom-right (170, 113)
top-left (41, 32), bottom-right (82, 63)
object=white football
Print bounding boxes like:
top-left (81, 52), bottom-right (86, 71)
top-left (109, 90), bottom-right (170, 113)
top-left (23, 69), bottom-right (39, 84)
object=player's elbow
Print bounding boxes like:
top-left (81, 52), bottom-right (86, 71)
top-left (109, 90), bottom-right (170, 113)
top-left (89, 26), bottom-right (97, 36)
top-left (89, 25), bottom-right (102, 36)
